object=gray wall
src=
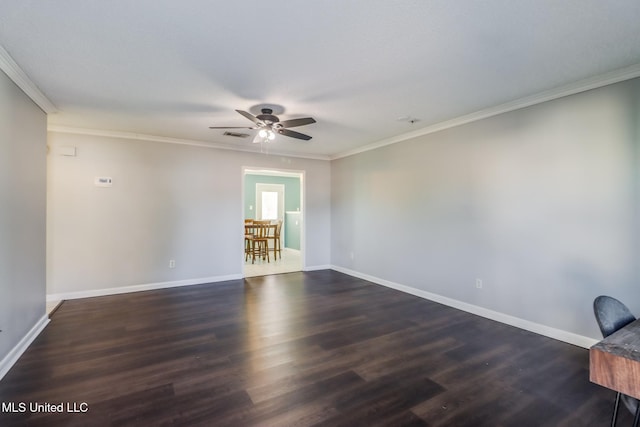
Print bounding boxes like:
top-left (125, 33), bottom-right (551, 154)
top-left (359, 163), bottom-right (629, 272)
top-left (0, 70), bottom-right (47, 361)
top-left (331, 78), bottom-right (640, 341)
top-left (47, 132), bottom-right (331, 296)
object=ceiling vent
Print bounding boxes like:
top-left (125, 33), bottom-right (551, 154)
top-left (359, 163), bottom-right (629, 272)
top-left (223, 131), bottom-right (250, 138)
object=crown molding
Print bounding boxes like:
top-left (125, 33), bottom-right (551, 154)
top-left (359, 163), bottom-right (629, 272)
top-left (36, 59), bottom-right (640, 161)
top-left (331, 63), bottom-right (640, 160)
top-left (0, 44), bottom-right (57, 114)
top-left (47, 125), bottom-right (331, 161)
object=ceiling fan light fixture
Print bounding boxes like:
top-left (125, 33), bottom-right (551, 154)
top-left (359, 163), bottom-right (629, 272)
top-left (258, 129), bottom-right (276, 141)
top-left (259, 129), bottom-right (276, 139)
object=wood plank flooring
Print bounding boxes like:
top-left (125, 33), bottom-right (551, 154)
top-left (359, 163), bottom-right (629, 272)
top-left (0, 270), bottom-right (626, 426)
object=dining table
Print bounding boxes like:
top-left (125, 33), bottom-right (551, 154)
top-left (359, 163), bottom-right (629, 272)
top-left (590, 318), bottom-right (640, 425)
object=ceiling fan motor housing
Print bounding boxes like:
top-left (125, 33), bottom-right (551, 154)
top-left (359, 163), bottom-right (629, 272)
top-left (256, 108), bottom-right (279, 125)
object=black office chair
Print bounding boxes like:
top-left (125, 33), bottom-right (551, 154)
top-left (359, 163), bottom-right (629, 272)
top-left (593, 295), bottom-right (639, 427)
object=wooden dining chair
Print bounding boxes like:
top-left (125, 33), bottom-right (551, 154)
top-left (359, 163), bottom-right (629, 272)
top-left (269, 220), bottom-right (283, 260)
top-left (246, 220), bottom-right (270, 263)
top-left (244, 220), bottom-right (254, 261)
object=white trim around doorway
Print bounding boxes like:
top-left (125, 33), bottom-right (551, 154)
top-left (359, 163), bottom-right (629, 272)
top-left (241, 167), bottom-right (306, 276)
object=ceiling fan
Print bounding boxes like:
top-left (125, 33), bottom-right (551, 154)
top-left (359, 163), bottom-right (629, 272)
top-left (209, 108), bottom-right (316, 142)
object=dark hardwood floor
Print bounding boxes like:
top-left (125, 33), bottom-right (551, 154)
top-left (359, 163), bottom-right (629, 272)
top-left (0, 270), bottom-right (625, 426)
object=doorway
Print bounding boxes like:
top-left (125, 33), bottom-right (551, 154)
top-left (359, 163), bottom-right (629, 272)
top-left (242, 168), bottom-right (304, 277)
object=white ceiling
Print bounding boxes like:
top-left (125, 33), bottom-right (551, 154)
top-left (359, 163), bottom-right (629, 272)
top-left (1, 1), bottom-right (640, 160)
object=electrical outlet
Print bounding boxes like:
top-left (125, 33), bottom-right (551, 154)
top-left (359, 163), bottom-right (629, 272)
top-left (169, 259), bottom-right (176, 268)
top-left (476, 279), bottom-right (483, 289)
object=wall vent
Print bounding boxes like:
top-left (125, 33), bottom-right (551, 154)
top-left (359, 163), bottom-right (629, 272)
top-left (223, 131), bottom-right (250, 138)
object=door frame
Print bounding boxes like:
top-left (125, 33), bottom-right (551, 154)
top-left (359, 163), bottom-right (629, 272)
top-left (241, 166), bottom-right (305, 274)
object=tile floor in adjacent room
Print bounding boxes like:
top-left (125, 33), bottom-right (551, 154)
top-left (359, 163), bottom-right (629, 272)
top-left (244, 248), bottom-right (302, 277)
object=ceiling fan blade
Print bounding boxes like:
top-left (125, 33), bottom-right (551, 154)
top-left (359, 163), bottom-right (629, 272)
top-left (277, 128), bottom-right (312, 141)
top-left (235, 109), bottom-right (263, 126)
top-left (278, 117), bottom-right (316, 128)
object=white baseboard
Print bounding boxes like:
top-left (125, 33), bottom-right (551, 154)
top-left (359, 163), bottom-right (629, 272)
top-left (47, 274), bottom-right (244, 302)
top-left (0, 314), bottom-right (49, 381)
top-left (303, 264), bottom-right (332, 272)
top-left (331, 265), bottom-right (598, 349)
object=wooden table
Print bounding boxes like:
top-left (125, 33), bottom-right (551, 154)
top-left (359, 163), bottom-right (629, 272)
top-left (590, 318), bottom-right (640, 425)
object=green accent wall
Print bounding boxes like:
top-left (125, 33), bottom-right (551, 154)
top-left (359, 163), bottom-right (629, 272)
top-left (285, 212), bottom-right (301, 250)
top-left (244, 174), bottom-right (301, 249)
